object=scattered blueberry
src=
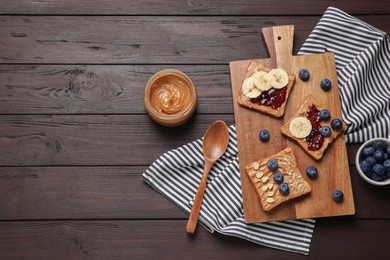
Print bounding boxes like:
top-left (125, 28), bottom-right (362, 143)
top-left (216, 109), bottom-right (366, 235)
top-left (267, 159), bottom-right (279, 171)
top-left (320, 126), bottom-right (332, 137)
top-left (273, 173), bottom-right (284, 184)
top-left (259, 129), bottom-right (270, 142)
top-left (319, 109), bottom-right (331, 121)
top-left (373, 150), bottom-right (386, 163)
top-left (306, 166), bottom-right (318, 178)
top-left (383, 160), bottom-right (390, 171)
top-left (373, 164), bottom-right (385, 175)
top-left (362, 146), bottom-right (375, 157)
top-left (320, 79), bottom-right (332, 91)
top-left (279, 183), bottom-right (290, 196)
top-left (331, 118), bottom-right (343, 130)
top-left (332, 190), bottom-right (344, 202)
top-left (299, 69), bottom-right (310, 81)
top-left (373, 141), bottom-right (386, 151)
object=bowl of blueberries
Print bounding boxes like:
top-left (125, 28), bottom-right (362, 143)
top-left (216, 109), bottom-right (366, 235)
top-left (355, 138), bottom-right (390, 186)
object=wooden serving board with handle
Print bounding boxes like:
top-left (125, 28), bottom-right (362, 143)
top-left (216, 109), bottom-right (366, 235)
top-left (230, 25), bottom-right (355, 223)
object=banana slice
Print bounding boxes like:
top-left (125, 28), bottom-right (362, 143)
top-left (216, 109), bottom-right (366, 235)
top-left (252, 71), bottom-right (271, 91)
top-left (289, 117), bottom-right (312, 138)
top-left (242, 77), bottom-right (262, 98)
top-left (267, 68), bottom-right (289, 89)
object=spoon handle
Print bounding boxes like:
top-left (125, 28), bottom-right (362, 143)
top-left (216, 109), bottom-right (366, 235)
top-left (186, 160), bottom-right (213, 234)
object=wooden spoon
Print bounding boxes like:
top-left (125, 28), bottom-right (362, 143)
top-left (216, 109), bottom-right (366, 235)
top-left (186, 120), bottom-right (230, 234)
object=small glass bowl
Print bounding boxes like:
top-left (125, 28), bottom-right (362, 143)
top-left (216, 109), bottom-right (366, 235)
top-left (144, 69), bottom-right (198, 127)
top-left (355, 138), bottom-right (390, 186)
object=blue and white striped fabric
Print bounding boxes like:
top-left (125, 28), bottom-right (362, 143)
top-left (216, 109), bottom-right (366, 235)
top-left (143, 7), bottom-right (389, 255)
top-left (143, 125), bottom-right (315, 255)
top-left (299, 7), bottom-right (390, 143)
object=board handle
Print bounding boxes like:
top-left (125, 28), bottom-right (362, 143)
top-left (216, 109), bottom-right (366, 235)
top-left (262, 25), bottom-right (294, 68)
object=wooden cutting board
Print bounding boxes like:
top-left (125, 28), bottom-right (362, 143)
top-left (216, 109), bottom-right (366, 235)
top-left (230, 25), bottom-right (355, 223)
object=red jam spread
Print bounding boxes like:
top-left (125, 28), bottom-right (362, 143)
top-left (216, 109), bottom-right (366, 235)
top-left (250, 87), bottom-right (287, 110)
top-left (305, 104), bottom-right (324, 151)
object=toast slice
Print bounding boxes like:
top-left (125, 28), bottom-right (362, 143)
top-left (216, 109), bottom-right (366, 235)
top-left (237, 60), bottom-right (295, 118)
top-left (245, 147), bottom-right (311, 212)
top-left (280, 95), bottom-right (346, 160)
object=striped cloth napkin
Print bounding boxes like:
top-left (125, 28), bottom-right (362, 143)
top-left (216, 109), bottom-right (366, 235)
top-left (143, 7), bottom-right (389, 255)
top-left (299, 7), bottom-right (389, 142)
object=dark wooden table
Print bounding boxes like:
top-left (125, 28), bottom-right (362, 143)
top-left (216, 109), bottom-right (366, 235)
top-left (0, 1), bottom-right (389, 259)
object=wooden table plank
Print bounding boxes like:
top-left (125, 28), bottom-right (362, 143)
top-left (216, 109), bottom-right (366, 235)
top-left (0, 166), bottom-right (186, 220)
top-left (0, 16), bottom-right (389, 64)
top-left (0, 220), bottom-right (387, 259)
top-left (1, 1), bottom-right (389, 15)
top-left (0, 114), bottom-right (235, 166)
top-left (0, 114), bottom-right (364, 166)
top-left (0, 65), bottom-right (232, 114)
top-left (0, 166), bottom-right (388, 220)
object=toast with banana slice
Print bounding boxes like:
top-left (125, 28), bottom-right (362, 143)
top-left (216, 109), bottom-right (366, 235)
top-left (245, 147), bottom-right (311, 212)
top-left (280, 95), bottom-right (346, 160)
top-left (237, 60), bottom-right (296, 118)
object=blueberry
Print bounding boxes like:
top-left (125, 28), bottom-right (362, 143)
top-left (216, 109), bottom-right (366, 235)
top-left (364, 170), bottom-right (373, 178)
top-left (267, 159), bottom-right (279, 171)
top-left (319, 109), bottom-right (331, 121)
top-left (320, 126), bottom-right (332, 137)
top-left (373, 164), bottom-right (385, 175)
top-left (386, 146), bottom-right (390, 157)
top-left (306, 166), bottom-right (318, 178)
top-left (373, 141), bottom-right (386, 151)
top-left (365, 156), bottom-right (377, 166)
top-left (259, 129), bottom-right (270, 142)
top-left (383, 159), bottom-right (390, 171)
top-left (279, 183), bottom-right (290, 196)
top-left (299, 69), bottom-right (310, 81)
top-left (331, 118), bottom-right (343, 130)
top-left (320, 79), bottom-right (332, 91)
top-left (273, 173), bottom-right (284, 184)
top-left (371, 173), bottom-right (385, 181)
top-left (373, 150), bottom-right (386, 163)
top-left (359, 160), bottom-right (372, 173)
top-left (332, 190), bottom-right (344, 202)
top-left (362, 146), bottom-right (375, 157)
top-left (386, 171), bottom-right (390, 179)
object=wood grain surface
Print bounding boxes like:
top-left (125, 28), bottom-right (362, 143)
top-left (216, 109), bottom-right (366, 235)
top-left (0, 219), bottom-right (390, 259)
top-left (1, 1), bottom-right (389, 15)
top-left (231, 25), bottom-right (354, 223)
top-left (0, 220), bottom-right (388, 259)
top-left (0, 65), bottom-right (232, 114)
top-left (0, 166), bottom-right (386, 220)
top-left (0, 16), bottom-right (389, 64)
top-left (0, 1), bottom-right (389, 259)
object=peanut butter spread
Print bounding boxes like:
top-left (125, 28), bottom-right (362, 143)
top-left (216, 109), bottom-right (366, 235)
top-left (150, 74), bottom-right (192, 115)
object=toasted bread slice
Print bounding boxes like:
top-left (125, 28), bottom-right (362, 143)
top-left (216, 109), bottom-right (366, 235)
top-left (245, 147), bottom-right (311, 212)
top-left (237, 60), bottom-right (295, 118)
top-left (280, 95), bottom-right (346, 160)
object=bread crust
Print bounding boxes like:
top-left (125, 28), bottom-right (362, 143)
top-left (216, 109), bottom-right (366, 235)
top-left (280, 95), bottom-right (346, 160)
top-left (237, 60), bottom-right (296, 118)
top-left (245, 147), bottom-right (311, 212)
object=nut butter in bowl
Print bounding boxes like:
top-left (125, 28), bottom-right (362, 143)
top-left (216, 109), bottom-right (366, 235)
top-left (144, 69), bottom-right (198, 127)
